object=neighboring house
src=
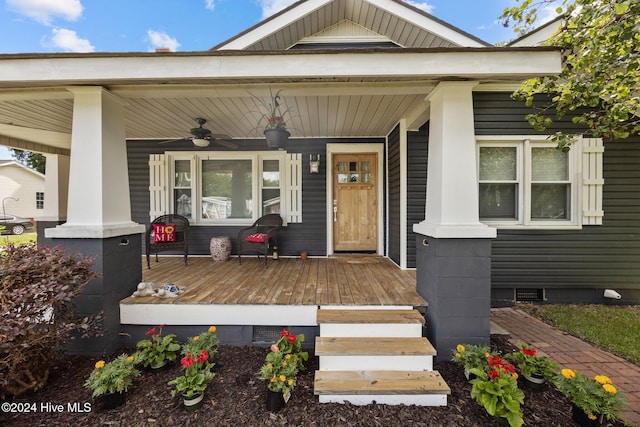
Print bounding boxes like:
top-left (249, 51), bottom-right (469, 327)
top-left (0, 0), bottom-right (637, 356)
top-left (0, 160), bottom-right (45, 219)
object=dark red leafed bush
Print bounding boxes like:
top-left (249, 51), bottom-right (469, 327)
top-left (0, 242), bottom-right (102, 397)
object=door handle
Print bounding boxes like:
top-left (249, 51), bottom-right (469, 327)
top-left (333, 206), bottom-right (337, 222)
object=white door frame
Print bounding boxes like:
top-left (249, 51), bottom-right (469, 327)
top-left (326, 143), bottom-right (385, 255)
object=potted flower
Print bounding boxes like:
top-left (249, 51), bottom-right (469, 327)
top-left (258, 329), bottom-right (309, 411)
top-left (555, 368), bottom-right (626, 425)
top-left (84, 353), bottom-right (140, 409)
top-left (469, 354), bottom-right (524, 427)
top-left (167, 350), bottom-right (216, 411)
top-left (135, 324), bottom-right (181, 370)
top-left (249, 88), bottom-right (294, 149)
top-left (506, 341), bottom-right (558, 390)
top-left (451, 343), bottom-right (494, 380)
top-left (181, 326), bottom-right (219, 359)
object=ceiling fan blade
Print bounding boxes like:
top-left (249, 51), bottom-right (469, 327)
top-left (158, 138), bottom-right (186, 144)
top-left (213, 139), bottom-right (239, 149)
top-left (210, 133), bottom-right (233, 140)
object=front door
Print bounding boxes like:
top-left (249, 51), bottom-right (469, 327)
top-left (332, 153), bottom-right (378, 251)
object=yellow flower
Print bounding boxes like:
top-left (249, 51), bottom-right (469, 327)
top-left (126, 356), bottom-right (134, 362)
top-left (193, 336), bottom-right (200, 341)
top-left (512, 373), bottom-right (519, 380)
top-left (279, 375), bottom-right (286, 382)
top-left (285, 354), bottom-right (291, 360)
top-left (95, 371), bottom-right (100, 376)
top-left (95, 360), bottom-right (105, 369)
top-left (454, 352), bottom-right (461, 359)
top-left (603, 384), bottom-right (617, 394)
top-left (266, 363), bottom-right (272, 368)
top-left (456, 344), bottom-right (465, 353)
top-left (588, 414), bottom-right (597, 420)
top-left (208, 326), bottom-right (217, 333)
top-left (282, 362), bottom-right (288, 368)
top-left (270, 377), bottom-right (277, 383)
top-left (288, 379), bottom-right (294, 386)
top-left (561, 368), bottom-right (576, 379)
top-left (594, 375), bottom-right (612, 385)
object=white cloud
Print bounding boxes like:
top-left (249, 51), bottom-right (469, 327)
top-left (205, 0), bottom-right (215, 11)
top-left (257, 0), bottom-right (297, 19)
top-left (404, 1), bottom-right (434, 14)
top-left (147, 30), bottom-right (181, 52)
top-left (46, 28), bottom-right (94, 52)
top-left (538, 5), bottom-right (562, 24)
top-left (6, 0), bottom-right (83, 26)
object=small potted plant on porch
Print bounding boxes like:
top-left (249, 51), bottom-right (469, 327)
top-left (84, 353), bottom-right (140, 409)
top-left (135, 324), bottom-right (181, 370)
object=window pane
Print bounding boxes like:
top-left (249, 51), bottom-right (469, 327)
top-left (337, 162), bottom-right (347, 172)
top-left (201, 159), bottom-right (252, 219)
top-left (262, 160), bottom-right (280, 187)
top-left (479, 183), bottom-right (517, 219)
top-left (531, 184), bottom-right (569, 219)
top-left (262, 189), bottom-right (280, 215)
top-left (174, 189), bottom-right (192, 218)
top-left (174, 160), bottom-right (191, 187)
top-left (479, 147), bottom-right (517, 181)
top-left (360, 161), bottom-right (370, 172)
top-left (532, 148), bottom-right (568, 181)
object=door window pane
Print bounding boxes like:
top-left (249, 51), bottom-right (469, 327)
top-left (174, 189), bottom-right (192, 218)
top-left (201, 159), bottom-right (252, 219)
top-left (262, 159), bottom-right (280, 215)
top-left (174, 160), bottom-right (191, 187)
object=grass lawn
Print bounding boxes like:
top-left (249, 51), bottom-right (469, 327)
top-left (518, 303), bottom-right (640, 366)
top-left (0, 231), bottom-right (37, 247)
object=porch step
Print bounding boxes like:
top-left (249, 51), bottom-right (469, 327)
top-left (316, 337), bottom-right (435, 371)
top-left (314, 370), bottom-right (450, 406)
top-left (314, 307), bottom-right (449, 407)
top-left (317, 309), bottom-right (424, 337)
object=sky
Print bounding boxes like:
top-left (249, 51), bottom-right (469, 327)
top-left (0, 0), bottom-right (558, 159)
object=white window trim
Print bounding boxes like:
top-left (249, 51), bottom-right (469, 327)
top-left (166, 151), bottom-right (288, 226)
top-left (476, 135), bottom-right (582, 230)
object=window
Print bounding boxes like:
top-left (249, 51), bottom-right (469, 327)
top-left (167, 152), bottom-right (286, 225)
top-left (36, 192), bottom-right (44, 209)
top-left (478, 138), bottom-right (578, 227)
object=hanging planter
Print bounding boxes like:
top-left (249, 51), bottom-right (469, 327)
top-left (264, 128), bottom-right (289, 149)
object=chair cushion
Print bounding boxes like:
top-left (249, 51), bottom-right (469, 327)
top-left (153, 223), bottom-right (177, 243)
top-left (244, 233), bottom-right (267, 243)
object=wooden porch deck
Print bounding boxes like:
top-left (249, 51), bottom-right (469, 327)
top-left (121, 256), bottom-right (425, 307)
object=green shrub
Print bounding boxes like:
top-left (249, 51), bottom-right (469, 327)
top-left (0, 242), bottom-right (102, 397)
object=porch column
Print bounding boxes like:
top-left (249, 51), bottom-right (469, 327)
top-left (45, 87), bottom-right (145, 355)
top-left (36, 153), bottom-right (70, 243)
top-left (413, 82), bottom-right (496, 361)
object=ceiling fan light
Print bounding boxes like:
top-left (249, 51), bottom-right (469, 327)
top-left (192, 138), bottom-right (210, 147)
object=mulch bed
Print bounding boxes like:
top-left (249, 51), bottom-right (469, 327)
top-left (0, 336), bottom-right (626, 427)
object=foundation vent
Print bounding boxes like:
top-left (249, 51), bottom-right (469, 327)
top-left (252, 326), bottom-right (284, 343)
top-left (515, 288), bottom-right (545, 302)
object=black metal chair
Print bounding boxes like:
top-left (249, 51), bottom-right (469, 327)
top-left (145, 214), bottom-right (190, 269)
top-left (237, 214), bottom-right (283, 268)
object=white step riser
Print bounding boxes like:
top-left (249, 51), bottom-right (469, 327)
top-left (319, 355), bottom-right (433, 371)
top-left (320, 323), bottom-right (423, 338)
top-left (318, 394), bottom-right (448, 406)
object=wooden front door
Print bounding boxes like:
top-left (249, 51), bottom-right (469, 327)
top-left (332, 153), bottom-right (378, 251)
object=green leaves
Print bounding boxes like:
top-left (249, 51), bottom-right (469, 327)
top-left (503, 0), bottom-right (640, 142)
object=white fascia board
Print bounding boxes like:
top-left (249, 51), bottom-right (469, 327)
top-left (368, 0), bottom-right (486, 47)
top-left (217, 0), bottom-right (332, 50)
top-left (0, 50), bottom-right (561, 84)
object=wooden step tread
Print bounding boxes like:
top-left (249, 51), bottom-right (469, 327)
top-left (315, 337), bottom-right (436, 356)
top-left (317, 309), bottom-right (424, 325)
top-left (314, 370), bottom-right (451, 395)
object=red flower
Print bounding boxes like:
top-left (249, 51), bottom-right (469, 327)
top-left (181, 355), bottom-right (194, 368)
top-left (280, 329), bottom-right (290, 338)
top-left (523, 347), bottom-right (537, 357)
top-left (287, 335), bottom-right (296, 343)
top-left (197, 350), bottom-right (208, 363)
top-left (145, 326), bottom-right (157, 336)
top-left (488, 370), bottom-right (499, 379)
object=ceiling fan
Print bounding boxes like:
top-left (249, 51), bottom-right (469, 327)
top-left (161, 118), bottom-right (238, 149)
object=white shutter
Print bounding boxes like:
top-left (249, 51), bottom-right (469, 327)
top-left (286, 153), bottom-right (302, 223)
top-left (149, 154), bottom-right (167, 221)
top-left (581, 137), bottom-right (604, 225)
